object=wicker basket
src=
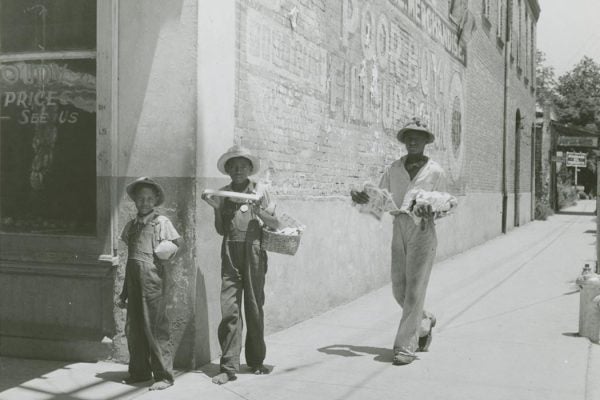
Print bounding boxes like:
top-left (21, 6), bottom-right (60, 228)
top-left (261, 213), bottom-right (304, 255)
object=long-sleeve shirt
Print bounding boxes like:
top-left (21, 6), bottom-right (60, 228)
top-left (379, 156), bottom-right (447, 212)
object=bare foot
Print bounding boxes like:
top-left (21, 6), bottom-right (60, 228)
top-left (122, 376), bottom-right (152, 385)
top-left (149, 380), bottom-right (173, 390)
top-left (251, 365), bottom-right (270, 375)
top-left (212, 372), bottom-right (236, 385)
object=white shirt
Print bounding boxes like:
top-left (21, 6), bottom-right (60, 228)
top-left (119, 212), bottom-right (181, 244)
top-left (379, 156), bottom-right (447, 211)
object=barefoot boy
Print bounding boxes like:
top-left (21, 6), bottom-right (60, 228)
top-left (202, 145), bottom-right (280, 384)
top-left (118, 177), bottom-right (182, 390)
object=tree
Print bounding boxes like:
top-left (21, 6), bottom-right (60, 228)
top-left (535, 50), bottom-right (558, 105)
top-left (555, 56), bottom-right (600, 131)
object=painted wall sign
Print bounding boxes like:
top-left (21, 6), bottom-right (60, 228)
top-left (245, 14), bottom-right (328, 93)
top-left (557, 136), bottom-right (599, 148)
top-left (387, 0), bottom-right (466, 64)
top-left (240, 0), bottom-right (467, 195)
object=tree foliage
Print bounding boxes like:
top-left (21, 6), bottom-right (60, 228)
top-left (535, 50), bottom-right (558, 105)
top-left (555, 56), bottom-right (600, 131)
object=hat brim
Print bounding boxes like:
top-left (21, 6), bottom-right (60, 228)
top-left (126, 178), bottom-right (165, 206)
top-left (397, 128), bottom-right (435, 144)
top-left (217, 153), bottom-right (261, 176)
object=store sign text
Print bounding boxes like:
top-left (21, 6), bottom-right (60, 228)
top-left (2, 91), bottom-right (79, 124)
top-left (0, 62), bottom-right (94, 126)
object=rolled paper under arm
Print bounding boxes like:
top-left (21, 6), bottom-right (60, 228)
top-left (202, 189), bottom-right (261, 202)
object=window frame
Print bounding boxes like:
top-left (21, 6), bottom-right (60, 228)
top-left (530, 20), bottom-right (535, 84)
top-left (0, 1), bottom-right (117, 266)
top-left (496, 0), bottom-right (505, 40)
top-left (482, 0), bottom-right (491, 20)
top-left (517, 0), bottom-right (522, 67)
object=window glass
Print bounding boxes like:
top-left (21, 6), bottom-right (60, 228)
top-left (0, 0), bottom-right (97, 235)
top-left (0, 0), bottom-right (96, 53)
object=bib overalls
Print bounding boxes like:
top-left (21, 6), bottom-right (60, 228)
top-left (218, 195), bottom-right (268, 375)
top-left (123, 214), bottom-right (173, 383)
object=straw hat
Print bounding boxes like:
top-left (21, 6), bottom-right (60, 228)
top-left (126, 177), bottom-right (165, 206)
top-left (397, 118), bottom-right (435, 144)
top-left (217, 145), bottom-right (261, 176)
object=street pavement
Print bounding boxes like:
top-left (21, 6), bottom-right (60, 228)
top-left (1, 200), bottom-right (600, 400)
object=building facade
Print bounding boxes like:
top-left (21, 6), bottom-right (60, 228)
top-left (0, 0), bottom-right (539, 367)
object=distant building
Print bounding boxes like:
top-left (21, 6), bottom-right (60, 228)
top-left (0, 0), bottom-right (540, 366)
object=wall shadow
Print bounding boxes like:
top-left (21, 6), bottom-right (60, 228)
top-left (0, 358), bottom-right (69, 392)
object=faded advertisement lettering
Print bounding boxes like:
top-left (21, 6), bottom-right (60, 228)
top-left (240, 0), bottom-right (466, 195)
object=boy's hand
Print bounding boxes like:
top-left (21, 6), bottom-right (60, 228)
top-left (413, 203), bottom-right (433, 218)
top-left (117, 297), bottom-right (127, 309)
top-left (168, 244), bottom-right (179, 260)
top-left (201, 193), bottom-right (220, 209)
top-left (350, 189), bottom-right (370, 204)
top-left (251, 201), bottom-right (266, 216)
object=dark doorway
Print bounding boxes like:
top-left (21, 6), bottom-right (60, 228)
top-left (514, 110), bottom-right (522, 227)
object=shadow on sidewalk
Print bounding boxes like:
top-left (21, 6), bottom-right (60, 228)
top-left (562, 332), bottom-right (581, 338)
top-left (0, 357), bottom-right (69, 392)
top-left (317, 345), bottom-right (393, 363)
top-left (0, 358), bottom-right (144, 400)
top-left (94, 371), bottom-right (128, 383)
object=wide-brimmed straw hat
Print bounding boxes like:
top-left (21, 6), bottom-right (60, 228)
top-left (126, 177), bottom-right (165, 206)
top-left (217, 145), bottom-right (261, 176)
top-left (397, 118), bottom-right (435, 144)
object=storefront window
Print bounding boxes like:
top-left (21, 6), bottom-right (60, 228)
top-left (0, 0), bottom-right (97, 235)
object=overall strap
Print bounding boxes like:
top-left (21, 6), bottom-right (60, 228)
top-left (150, 212), bottom-right (162, 251)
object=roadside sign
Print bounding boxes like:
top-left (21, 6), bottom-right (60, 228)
top-left (566, 152), bottom-right (586, 167)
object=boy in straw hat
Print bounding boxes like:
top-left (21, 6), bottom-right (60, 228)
top-left (118, 177), bottom-right (182, 390)
top-left (351, 117), bottom-right (448, 365)
top-left (202, 145), bottom-right (280, 384)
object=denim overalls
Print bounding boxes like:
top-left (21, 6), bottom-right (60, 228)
top-left (123, 212), bottom-right (173, 383)
top-left (217, 183), bottom-right (269, 375)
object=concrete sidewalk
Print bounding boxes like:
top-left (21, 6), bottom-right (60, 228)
top-left (2, 201), bottom-right (600, 400)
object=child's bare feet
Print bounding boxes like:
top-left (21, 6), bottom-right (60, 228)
top-left (250, 365), bottom-right (270, 375)
top-left (149, 379), bottom-right (173, 390)
top-left (212, 372), bottom-right (236, 385)
top-left (122, 376), bottom-right (152, 385)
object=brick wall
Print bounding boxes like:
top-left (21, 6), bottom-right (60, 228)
top-left (236, 0), bottom-right (471, 197)
top-left (227, 0), bottom-right (537, 336)
top-left (464, 1), bottom-right (506, 194)
top-left (235, 0), bottom-right (535, 200)
top-left (461, 0), bottom-right (536, 208)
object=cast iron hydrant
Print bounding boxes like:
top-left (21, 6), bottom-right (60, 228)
top-left (577, 264), bottom-right (600, 343)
